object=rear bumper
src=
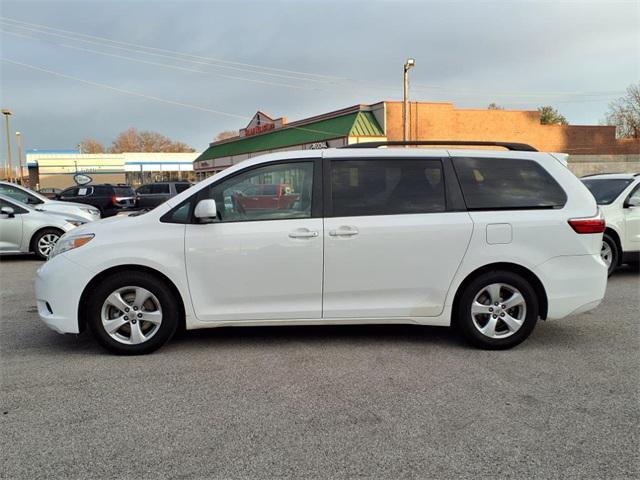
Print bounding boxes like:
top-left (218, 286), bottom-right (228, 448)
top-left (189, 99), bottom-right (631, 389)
top-left (534, 254), bottom-right (607, 320)
top-left (35, 255), bottom-right (94, 334)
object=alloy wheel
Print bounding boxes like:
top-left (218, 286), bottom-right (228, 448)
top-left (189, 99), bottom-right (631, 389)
top-left (37, 233), bottom-right (60, 258)
top-left (100, 286), bottom-right (163, 345)
top-left (471, 283), bottom-right (527, 339)
top-left (600, 241), bottom-right (613, 268)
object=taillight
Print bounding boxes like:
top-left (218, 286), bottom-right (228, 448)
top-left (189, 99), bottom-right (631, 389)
top-left (568, 215), bottom-right (606, 234)
top-left (111, 195), bottom-right (117, 206)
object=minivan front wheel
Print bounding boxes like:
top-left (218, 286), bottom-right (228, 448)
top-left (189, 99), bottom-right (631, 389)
top-left (87, 271), bottom-right (179, 354)
top-left (456, 271), bottom-right (538, 349)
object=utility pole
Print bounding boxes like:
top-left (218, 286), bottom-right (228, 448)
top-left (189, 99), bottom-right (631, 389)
top-left (403, 58), bottom-right (415, 142)
top-left (2, 109), bottom-right (13, 182)
top-left (16, 131), bottom-right (24, 185)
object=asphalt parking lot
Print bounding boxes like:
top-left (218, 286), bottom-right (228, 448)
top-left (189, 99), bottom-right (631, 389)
top-left (1, 256), bottom-right (638, 480)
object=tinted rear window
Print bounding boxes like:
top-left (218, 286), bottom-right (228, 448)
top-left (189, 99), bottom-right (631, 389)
top-left (581, 178), bottom-right (633, 205)
top-left (114, 187), bottom-right (135, 196)
top-left (174, 183), bottom-right (191, 193)
top-left (453, 157), bottom-right (566, 210)
top-left (331, 159), bottom-right (446, 217)
top-left (150, 184), bottom-right (170, 194)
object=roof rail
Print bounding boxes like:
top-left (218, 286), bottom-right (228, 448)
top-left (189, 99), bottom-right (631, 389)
top-left (340, 140), bottom-right (538, 152)
top-left (581, 172), bottom-right (637, 178)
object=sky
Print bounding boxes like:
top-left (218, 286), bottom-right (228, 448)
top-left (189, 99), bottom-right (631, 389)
top-left (0, 0), bottom-right (639, 156)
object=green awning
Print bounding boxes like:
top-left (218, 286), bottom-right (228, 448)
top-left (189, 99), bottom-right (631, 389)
top-left (196, 111), bottom-right (383, 162)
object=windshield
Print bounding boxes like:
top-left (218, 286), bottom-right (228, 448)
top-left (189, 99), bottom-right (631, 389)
top-left (0, 183), bottom-right (47, 205)
top-left (582, 178), bottom-right (633, 205)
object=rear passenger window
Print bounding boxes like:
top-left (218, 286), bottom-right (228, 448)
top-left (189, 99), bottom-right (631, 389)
top-left (151, 184), bottom-right (170, 194)
top-left (453, 157), bottom-right (566, 210)
top-left (331, 159), bottom-right (446, 217)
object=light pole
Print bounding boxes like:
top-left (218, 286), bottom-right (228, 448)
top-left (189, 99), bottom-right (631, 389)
top-left (16, 131), bottom-right (24, 184)
top-left (2, 109), bottom-right (13, 182)
top-left (403, 58), bottom-right (415, 142)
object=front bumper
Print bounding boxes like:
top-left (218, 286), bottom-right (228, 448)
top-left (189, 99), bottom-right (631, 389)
top-left (534, 254), bottom-right (608, 320)
top-left (35, 255), bottom-right (95, 334)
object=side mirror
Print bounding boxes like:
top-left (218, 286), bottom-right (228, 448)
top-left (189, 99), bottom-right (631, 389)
top-left (625, 197), bottom-right (640, 208)
top-left (1, 206), bottom-right (15, 218)
top-left (194, 199), bottom-right (217, 222)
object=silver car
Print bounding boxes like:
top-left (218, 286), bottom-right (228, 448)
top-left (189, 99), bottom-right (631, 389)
top-left (0, 194), bottom-right (86, 259)
top-left (0, 181), bottom-right (101, 222)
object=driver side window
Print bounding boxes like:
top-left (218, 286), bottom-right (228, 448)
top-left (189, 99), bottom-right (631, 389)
top-left (203, 162), bottom-right (314, 222)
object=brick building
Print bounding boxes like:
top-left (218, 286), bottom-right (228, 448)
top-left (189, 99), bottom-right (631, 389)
top-left (194, 101), bottom-right (639, 178)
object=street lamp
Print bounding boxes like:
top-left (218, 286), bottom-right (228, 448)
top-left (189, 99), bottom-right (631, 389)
top-left (16, 131), bottom-right (24, 185)
top-left (2, 109), bottom-right (13, 182)
top-left (403, 58), bottom-right (415, 142)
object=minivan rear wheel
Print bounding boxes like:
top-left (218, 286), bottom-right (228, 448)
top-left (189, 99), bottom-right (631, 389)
top-left (86, 271), bottom-right (179, 355)
top-left (456, 271), bottom-right (538, 349)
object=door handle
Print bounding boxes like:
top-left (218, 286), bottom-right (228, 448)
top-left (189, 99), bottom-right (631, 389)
top-left (328, 226), bottom-right (359, 237)
top-left (289, 228), bottom-right (319, 239)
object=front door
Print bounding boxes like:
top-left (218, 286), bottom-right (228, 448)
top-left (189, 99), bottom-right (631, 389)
top-left (322, 157), bottom-right (473, 318)
top-left (185, 160), bottom-right (323, 321)
top-left (0, 199), bottom-right (24, 252)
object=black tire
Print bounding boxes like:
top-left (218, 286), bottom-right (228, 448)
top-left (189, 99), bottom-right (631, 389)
top-left (455, 270), bottom-right (539, 350)
top-left (602, 234), bottom-right (619, 277)
top-left (31, 228), bottom-right (63, 260)
top-left (86, 271), bottom-right (179, 355)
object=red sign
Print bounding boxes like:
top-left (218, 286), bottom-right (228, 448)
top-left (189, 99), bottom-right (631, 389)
top-left (245, 123), bottom-right (275, 136)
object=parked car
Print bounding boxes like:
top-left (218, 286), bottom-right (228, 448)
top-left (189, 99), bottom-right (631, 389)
top-left (35, 141), bottom-right (607, 354)
top-left (57, 184), bottom-right (136, 217)
top-left (0, 194), bottom-right (86, 259)
top-left (0, 181), bottom-right (100, 222)
top-left (38, 187), bottom-right (63, 200)
top-left (135, 181), bottom-right (192, 209)
top-left (581, 173), bottom-right (640, 275)
top-left (231, 183), bottom-right (299, 212)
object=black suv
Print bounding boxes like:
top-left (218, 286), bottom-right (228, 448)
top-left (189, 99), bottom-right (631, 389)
top-left (135, 181), bottom-right (192, 209)
top-left (57, 184), bottom-right (136, 217)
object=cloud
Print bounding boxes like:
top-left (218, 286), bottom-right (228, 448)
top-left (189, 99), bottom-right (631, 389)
top-left (1, 0), bottom-right (638, 152)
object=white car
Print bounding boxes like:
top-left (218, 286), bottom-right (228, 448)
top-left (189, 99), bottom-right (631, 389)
top-left (581, 173), bottom-right (640, 274)
top-left (35, 142), bottom-right (607, 354)
top-left (0, 194), bottom-right (86, 259)
top-left (0, 181), bottom-right (101, 222)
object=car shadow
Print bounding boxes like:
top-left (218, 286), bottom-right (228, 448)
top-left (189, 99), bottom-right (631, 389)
top-left (169, 323), bottom-right (462, 352)
top-left (0, 253), bottom-right (42, 262)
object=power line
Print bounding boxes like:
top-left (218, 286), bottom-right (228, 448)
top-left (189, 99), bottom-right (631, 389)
top-left (0, 16), bottom-right (345, 84)
top-left (1, 58), bottom-right (251, 120)
top-left (1, 16), bottom-right (625, 101)
top-left (0, 29), bottom-right (323, 91)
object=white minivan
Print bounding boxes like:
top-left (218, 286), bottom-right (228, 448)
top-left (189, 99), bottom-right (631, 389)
top-left (35, 142), bottom-right (608, 354)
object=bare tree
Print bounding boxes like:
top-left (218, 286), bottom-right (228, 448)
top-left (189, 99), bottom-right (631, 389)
top-left (487, 103), bottom-right (504, 110)
top-left (603, 83), bottom-right (640, 138)
top-left (110, 128), bottom-right (195, 153)
top-left (214, 130), bottom-right (237, 141)
top-left (538, 106), bottom-right (568, 125)
top-left (79, 138), bottom-right (105, 153)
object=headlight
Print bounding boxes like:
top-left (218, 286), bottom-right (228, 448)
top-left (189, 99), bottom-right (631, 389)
top-left (65, 219), bottom-right (86, 227)
top-left (80, 207), bottom-right (100, 216)
top-left (50, 233), bottom-right (94, 258)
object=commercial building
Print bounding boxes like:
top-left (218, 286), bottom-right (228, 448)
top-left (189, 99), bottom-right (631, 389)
top-left (194, 101), bottom-right (640, 177)
top-left (26, 150), bottom-right (200, 189)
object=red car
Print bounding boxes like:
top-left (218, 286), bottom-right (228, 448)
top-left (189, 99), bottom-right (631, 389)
top-left (233, 184), bottom-right (299, 211)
